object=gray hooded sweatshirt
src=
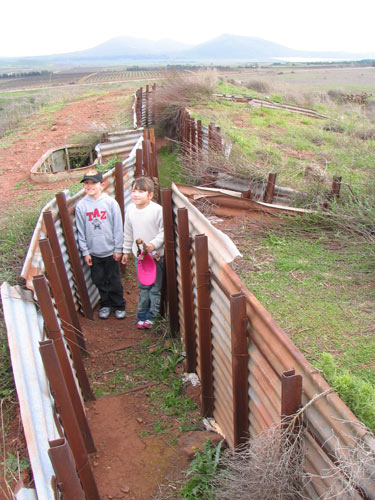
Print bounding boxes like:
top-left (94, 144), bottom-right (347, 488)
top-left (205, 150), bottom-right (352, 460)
top-left (75, 193), bottom-right (123, 258)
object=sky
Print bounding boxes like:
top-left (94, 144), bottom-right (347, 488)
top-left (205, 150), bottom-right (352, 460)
top-left (2, 0), bottom-right (375, 58)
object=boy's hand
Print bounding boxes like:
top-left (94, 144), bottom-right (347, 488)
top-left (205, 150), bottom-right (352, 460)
top-left (121, 254), bottom-right (128, 265)
top-left (145, 242), bottom-right (155, 253)
top-left (84, 254), bottom-right (92, 266)
top-left (113, 252), bottom-right (122, 262)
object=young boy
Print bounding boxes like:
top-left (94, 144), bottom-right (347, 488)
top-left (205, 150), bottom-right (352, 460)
top-left (75, 169), bottom-right (126, 320)
top-left (121, 177), bottom-right (164, 329)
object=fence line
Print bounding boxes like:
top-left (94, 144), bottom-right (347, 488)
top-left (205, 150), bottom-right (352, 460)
top-left (1, 87), bottom-right (373, 498)
top-left (166, 182), bottom-right (375, 498)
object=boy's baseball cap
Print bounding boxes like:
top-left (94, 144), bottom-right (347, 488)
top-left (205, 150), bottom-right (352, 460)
top-left (137, 252), bottom-right (157, 286)
top-left (80, 169), bottom-right (103, 183)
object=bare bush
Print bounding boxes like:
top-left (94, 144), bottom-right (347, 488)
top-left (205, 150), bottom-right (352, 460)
top-left (153, 70), bottom-right (217, 137)
top-left (245, 79), bottom-right (271, 94)
top-left (327, 89), bottom-right (347, 103)
top-left (213, 418), bottom-right (305, 500)
top-left (352, 125), bottom-right (375, 141)
top-left (178, 142), bottom-right (267, 191)
top-left (213, 390), bottom-right (375, 500)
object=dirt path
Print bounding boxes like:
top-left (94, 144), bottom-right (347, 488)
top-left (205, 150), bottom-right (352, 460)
top-left (80, 266), bottom-right (202, 500)
top-left (0, 89), bottom-right (130, 217)
top-left (0, 90), bottom-right (219, 499)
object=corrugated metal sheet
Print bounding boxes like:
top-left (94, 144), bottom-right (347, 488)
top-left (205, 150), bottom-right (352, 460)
top-left (15, 487), bottom-right (38, 500)
top-left (1, 283), bottom-right (60, 500)
top-left (171, 181), bottom-right (375, 498)
top-left (21, 130), bottom-right (143, 308)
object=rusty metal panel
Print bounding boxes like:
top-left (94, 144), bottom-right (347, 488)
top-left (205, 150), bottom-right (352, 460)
top-left (171, 182), bottom-right (375, 498)
top-left (1, 283), bottom-right (61, 500)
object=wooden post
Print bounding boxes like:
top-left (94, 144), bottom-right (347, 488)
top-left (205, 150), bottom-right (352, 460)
top-left (161, 188), bottom-right (179, 336)
top-left (230, 292), bottom-right (249, 447)
top-left (195, 234), bottom-right (214, 417)
top-left (55, 192), bottom-right (94, 320)
top-left (177, 208), bottom-right (196, 373)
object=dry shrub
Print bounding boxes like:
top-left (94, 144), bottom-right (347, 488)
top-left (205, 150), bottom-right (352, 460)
top-left (213, 391), bottom-right (375, 500)
top-left (352, 125), bottom-right (375, 141)
top-left (178, 142), bottom-right (267, 192)
top-left (323, 122), bottom-right (345, 133)
top-left (327, 89), bottom-right (347, 103)
top-left (213, 416), bottom-right (305, 500)
top-left (245, 79), bottom-right (271, 94)
top-left (153, 70), bottom-right (217, 137)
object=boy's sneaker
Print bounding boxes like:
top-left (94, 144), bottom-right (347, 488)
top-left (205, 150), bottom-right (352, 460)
top-left (115, 310), bottom-right (126, 320)
top-left (144, 320), bottom-right (154, 329)
top-left (98, 307), bottom-right (111, 319)
top-left (136, 320), bottom-right (145, 329)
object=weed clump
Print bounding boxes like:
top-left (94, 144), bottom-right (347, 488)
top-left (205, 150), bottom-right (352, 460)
top-left (318, 353), bottom-right (375, 432)
top-left (245, 79), bottom-right (271, 94)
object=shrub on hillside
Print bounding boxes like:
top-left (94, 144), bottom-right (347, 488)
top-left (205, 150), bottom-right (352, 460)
top-left (154, 70), bottom-right (217, 138)
top-left (245, 79), bottom-right (271, 94)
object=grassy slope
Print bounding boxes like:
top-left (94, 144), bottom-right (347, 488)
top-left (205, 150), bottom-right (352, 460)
top-left (184, 69), bottom-right (375, 427)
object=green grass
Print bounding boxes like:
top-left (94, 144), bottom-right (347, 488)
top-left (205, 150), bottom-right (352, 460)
top-left (157, 145), bottom-right (189, 188)
top-left (236, 216), bottom-right (375, 389)
top-left (91, 330), bottom-right (200, 435)
top-left (179, 439), bottom-right (223, 500)
top-left (189, 80), bottom-right (375, 197)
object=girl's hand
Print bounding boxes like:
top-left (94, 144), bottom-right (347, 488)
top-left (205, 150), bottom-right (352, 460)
top-left (145, 242), bottom-right (155, 253)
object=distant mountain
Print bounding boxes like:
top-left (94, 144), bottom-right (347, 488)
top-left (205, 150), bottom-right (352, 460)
top-left (1, 34), bottom-right (374, 67)
top-left (64, 36), bottom-right (193, 59)
top-left (180, 34), bottom-right (300, 60)
top-left (179, 34), bottom-right (375, 61)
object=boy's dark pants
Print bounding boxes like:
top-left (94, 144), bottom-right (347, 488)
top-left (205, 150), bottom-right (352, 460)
top-left (90, 255), bottom-right (126, 311)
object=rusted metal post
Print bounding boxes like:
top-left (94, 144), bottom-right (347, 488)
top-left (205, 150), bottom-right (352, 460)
top-left (135, 148), bottom-right (143, 177)
top-left (115, 162), bottom-right (125, 224)
top-left (281, 369), bottom-right (303, 471)
top-left (195, 234), bottom-right (214, 417)
top-left (33, 275), bottom-right (96, 448)
top-left (242, 190), bottom-right (252, 199)
top-left (48, 438), bottom-right (85, 500)
top-left (137, 88), bottom-right (143, 127)
top-left (43, 210), bottom-right (82, 339)
top-left (39, 237), bottom-right (89, 363)
top-left (161, 188), bottom-right (179, 336)
top-left (281, 369), bottom-right (302, 420)
top-left (177, 208), bottom-right (196, 373)
top-left (331, 175), bottom-right (342, 200)
top-left (230, 292), bottom-right (249, 447)
top-left (263, 173), bottom-right (277, 204)
top-left (151, 83), bottom-right (156, 124)
top-left (39, 340), bottom-right (100, 500)
top-left (197, 120), bottom-right (203, 151)
top-left (142, 139), bottom-right (151, 177)
top-left (215, 126), bottom-right (222, 152)
top-left (191, 118), bottom-right (196, 153)
top-left (55, 191), bottom-right (94, 320)
top-left (33, 266), bottom-right (95, 399)
top-left (145, 84), bottom-right (149, 127)
top-left (208, 122), bottom-right (214, 149)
